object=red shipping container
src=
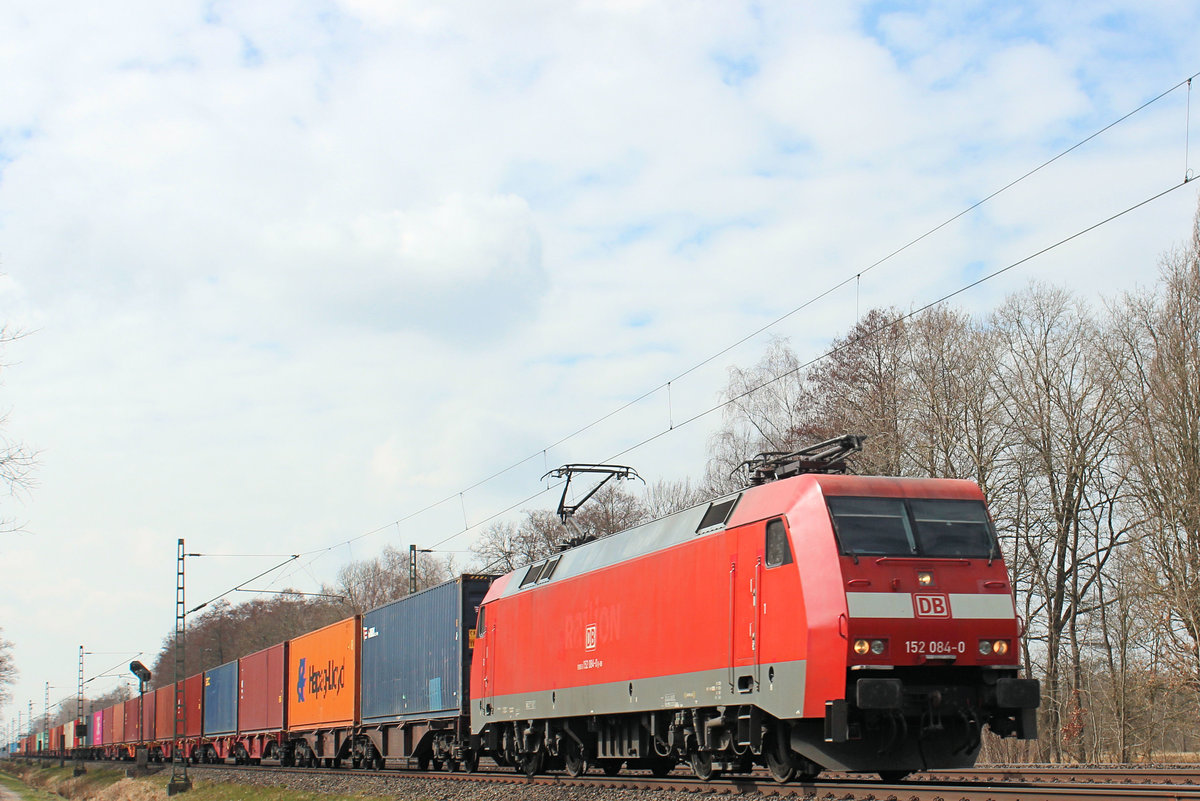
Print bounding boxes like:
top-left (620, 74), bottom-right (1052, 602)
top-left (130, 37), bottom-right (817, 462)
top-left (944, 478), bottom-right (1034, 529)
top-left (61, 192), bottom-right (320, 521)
top-left (154, 684), bottom-right (176, 740)
top-left (108, 703), bottom-right (122, 744)
top-left (288, 616), bottom-right (360, 730)
top-left (183, 674), bottom-right (203, 737)
top-left (123, 698), bottom-right (140, 742)
top-left (239, 642), bottom-right (287, 733)
top-left (141, 690), bottom-right (156, 741)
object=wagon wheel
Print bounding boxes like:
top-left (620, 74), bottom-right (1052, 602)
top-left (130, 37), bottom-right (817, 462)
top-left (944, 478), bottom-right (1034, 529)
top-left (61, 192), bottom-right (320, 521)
top-left (518, 748), bottom-right (543, 777)
top-left (562, 745), bottom-right (588, 777)
top-left (688, 750), bottom-right (719, 782)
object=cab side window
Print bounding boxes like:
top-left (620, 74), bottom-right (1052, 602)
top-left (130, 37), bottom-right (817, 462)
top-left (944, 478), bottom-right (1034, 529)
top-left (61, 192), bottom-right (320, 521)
top-left (765, 518), bottom-right (793, 567)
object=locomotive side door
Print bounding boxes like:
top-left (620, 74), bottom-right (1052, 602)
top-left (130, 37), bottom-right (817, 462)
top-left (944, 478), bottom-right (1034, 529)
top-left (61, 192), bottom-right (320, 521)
top-left (729, 523), bottom-right (765, 693)
top-left (478, 603), bottom-right (494, 715)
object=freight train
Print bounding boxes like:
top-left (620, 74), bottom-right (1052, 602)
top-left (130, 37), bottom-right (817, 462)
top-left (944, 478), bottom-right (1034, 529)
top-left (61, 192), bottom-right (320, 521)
top-left (15, 441), bottom-right (1038, 782)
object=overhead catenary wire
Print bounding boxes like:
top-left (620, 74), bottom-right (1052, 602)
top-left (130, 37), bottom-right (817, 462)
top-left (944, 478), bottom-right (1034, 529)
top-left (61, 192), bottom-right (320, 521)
top-left (430, 176), bottom-right (1196, 552)
top-left (276, 70), bottom-right (1200, 575)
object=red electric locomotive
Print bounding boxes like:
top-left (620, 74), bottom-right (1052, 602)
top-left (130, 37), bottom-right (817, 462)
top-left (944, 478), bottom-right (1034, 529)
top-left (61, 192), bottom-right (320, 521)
top-left (470, 437), bottom-right (1039, 781)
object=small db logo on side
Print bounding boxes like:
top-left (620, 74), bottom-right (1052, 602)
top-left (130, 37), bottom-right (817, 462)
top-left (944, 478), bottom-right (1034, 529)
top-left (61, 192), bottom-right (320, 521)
top-left (914, 594), bottom-right (950, 618)
top-left (584, 624), bottom-right (597, 651)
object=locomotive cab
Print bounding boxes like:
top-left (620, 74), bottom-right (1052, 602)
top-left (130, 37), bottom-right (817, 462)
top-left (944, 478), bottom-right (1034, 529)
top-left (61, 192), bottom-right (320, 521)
top-left (788, 480), bottom-right (1039, 775)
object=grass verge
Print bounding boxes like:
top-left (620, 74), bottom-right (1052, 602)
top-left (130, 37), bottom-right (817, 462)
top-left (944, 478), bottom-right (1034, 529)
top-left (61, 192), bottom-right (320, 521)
top-left (2, 764), bottom-right (405, 801)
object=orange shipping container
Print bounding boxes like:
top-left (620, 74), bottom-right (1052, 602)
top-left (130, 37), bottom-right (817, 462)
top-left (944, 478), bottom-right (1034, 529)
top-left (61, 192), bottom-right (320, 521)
top-left (110, 702), bottom-right (124, 745)
top-left (287, 616), bottom-right (360, 730)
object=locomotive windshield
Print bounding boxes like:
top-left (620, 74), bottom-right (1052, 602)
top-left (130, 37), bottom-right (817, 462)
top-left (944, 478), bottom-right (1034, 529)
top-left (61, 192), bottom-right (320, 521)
top-left (827, 496), bottom-right (997, 558)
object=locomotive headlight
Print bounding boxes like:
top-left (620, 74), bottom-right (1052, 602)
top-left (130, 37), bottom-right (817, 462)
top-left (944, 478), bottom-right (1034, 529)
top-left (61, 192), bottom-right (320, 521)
top-left (978, 639), bottom-right (993, 655)
top-left (870, 639), bottom-right (886, 655)
top-left (992, 640), bottom-right (1010, 655)
top-left (853, 639), bottom-right (871, 655)
top-left (917, 571), bottom-right (934, 586)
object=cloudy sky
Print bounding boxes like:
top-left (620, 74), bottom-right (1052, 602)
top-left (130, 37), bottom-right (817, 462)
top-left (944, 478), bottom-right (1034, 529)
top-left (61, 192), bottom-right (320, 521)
top-left (1, 0), bottom-right (1198, 727)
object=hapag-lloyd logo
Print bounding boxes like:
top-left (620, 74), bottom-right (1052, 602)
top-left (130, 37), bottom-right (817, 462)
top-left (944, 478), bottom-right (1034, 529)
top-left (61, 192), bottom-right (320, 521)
top-left (295, 657), bottom-right (347, 703)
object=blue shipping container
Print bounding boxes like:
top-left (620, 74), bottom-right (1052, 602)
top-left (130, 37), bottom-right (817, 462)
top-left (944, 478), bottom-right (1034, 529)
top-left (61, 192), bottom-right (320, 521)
top-left (360, 575), bottom-right (493, 722)
top-left (203, 660), bottom-right (239, 736)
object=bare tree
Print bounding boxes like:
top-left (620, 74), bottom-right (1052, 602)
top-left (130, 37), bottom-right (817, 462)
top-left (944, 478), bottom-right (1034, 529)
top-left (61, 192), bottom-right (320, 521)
top-left (992, 284), bottom-right (1129, 761)
top-left (0, 324), bottom-right (36, 532)
top-left (640, 477), bottom-right (709, 519)
top-left (149, 592), bottom-right (345, 686)
top-left (328, 545), bottom-right (455, 614)
top-left (705, 337), bottom-right (811, 494)
top-left (471, 484), bottom-right (654, 573)
top-left (800, 308), bottom-right (910, 476)
top-left (471, 512), bottom-right (564, 573)
top-left (1112, 205), bottom-right (1200, 698)
top-left (0, 627), bottom-right (15, 710)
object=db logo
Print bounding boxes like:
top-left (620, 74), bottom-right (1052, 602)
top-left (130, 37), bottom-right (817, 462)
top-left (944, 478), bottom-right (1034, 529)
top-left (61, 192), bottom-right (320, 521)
top-left (914, 594), bottom-right (950, 618)
top-left (584, 624), bottom-right (597, 651)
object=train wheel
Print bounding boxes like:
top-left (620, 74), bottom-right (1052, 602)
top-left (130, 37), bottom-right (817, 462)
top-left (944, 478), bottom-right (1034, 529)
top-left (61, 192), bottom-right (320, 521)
top-left (518, 749), bottom-right (543, 777)
top-left (462, 751), bottom-right (479, 774)
top-left (562, 746), bottom-right (587, 777)
top-left (417, 755), bottom-right (430, 771)
top-left (600, 760), bottom-right (622, 776)
top-left (688, 751), bottom-right (718, 782)
top-left (765, 748), bottom-right (794, 784)
top-left (879, 770), bottom-right (909, 782)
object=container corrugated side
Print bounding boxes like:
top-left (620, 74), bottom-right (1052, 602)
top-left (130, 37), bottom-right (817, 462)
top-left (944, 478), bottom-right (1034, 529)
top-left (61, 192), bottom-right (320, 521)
top-left (154, 684), bottom-right (175, 740)
top-left (239, 642), bottom-right (286, 733)
top-left (90, 709), bottom-right (103, 746)
top-left (141, 690), bottom-right (156, 741)
top-left (203, 660), bottom-right (238, 736)
top-left (287, 616), bottom-right (360, 730)
top-left (109, 703), bottom-right (123, 744)
top-left (361, 575), bottom-right (493, 722)
top-left (123, 698), bottom-right (140, 743)
top-left (184, 674), bottom-right (203, 737)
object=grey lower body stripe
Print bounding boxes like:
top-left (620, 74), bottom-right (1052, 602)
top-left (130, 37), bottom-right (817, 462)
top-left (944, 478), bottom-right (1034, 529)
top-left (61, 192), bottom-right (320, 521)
top-left (473, 660), bottom-right (808, 733)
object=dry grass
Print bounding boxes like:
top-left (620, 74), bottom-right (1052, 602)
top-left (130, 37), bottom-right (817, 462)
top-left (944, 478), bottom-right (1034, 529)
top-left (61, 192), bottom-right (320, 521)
top-left (2, 765), bottom-right (403, 801)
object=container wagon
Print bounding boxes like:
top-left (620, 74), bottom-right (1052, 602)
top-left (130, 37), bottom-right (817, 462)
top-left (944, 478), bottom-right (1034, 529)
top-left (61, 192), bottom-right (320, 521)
top-left (353, 575), bottom-right (493, 769)
top-left (236, 642), bottom-right (287, 763)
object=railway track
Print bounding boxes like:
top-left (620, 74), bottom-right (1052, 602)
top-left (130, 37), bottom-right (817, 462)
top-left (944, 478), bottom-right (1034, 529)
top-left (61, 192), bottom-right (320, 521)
top-left (20, 759), bottom-right (1200, 800)
top-left (153, 760), bottom-right (1200, 800)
